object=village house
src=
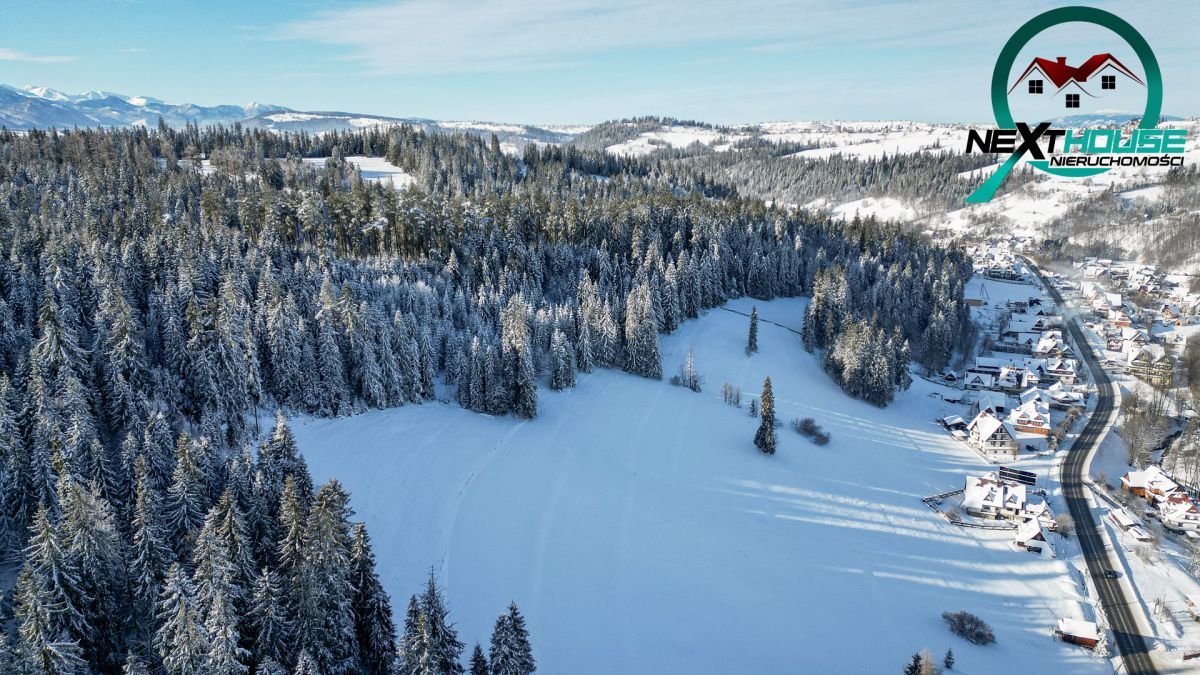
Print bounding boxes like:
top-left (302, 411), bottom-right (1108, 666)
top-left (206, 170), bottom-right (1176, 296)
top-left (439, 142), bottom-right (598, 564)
top-left (1033, 333), bottom-right (1073, 359)
top-left (1120, 465), bottom-right (1181, 501)
top-left (1007, 389), bottom-right (1052, 436)
top-left (966, 411), bottom-right (1019, 458)
top-left (964, 372), bottom-right (995, 391)
top-left (1043, 358), bottom-right (1077, 385)
top-left (1055, 618), bottom-right (1100, 649)
top-left (1126, 344), bottom-right (1174, 387)
top-left (970, 391), bottom-right (1009, 417)
top-left (996, 365), bottom-right (1039, 391)
top-left (1046, 381), bottom-right (1084, 409)
top-left (1014, 519), bottom-right (1054, 556)
top-left (962, 473), bottom-right (1047, 520)
top-left (1159, 493), bottom-right (1200, 533)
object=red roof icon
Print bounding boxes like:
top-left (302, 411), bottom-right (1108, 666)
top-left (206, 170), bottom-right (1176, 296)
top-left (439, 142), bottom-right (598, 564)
top-left (1009, 53), bottom-right (1144, 94)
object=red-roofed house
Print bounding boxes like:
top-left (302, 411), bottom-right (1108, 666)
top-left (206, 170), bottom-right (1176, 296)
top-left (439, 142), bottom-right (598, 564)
top-left (1009, 53), bottom-right (1144, 108)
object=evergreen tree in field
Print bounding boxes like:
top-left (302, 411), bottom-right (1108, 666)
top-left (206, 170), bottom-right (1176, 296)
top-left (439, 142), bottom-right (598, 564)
top-left (469, 643), bottom-right (489, 675)
top-left (420, 572), bottom-right (465, 675)
top-left (156, 563), bottom-right (209, 675)
top-left (250, 567), bottom-right (294, 670)
top-left (398, 595), bottom-right (429, 675)
top-left (549, 329), bottom-right (576, 391)
top-left (488, 602), bottom-right (535, 675)
top-left (754, 377), bottom-right (776, 455)
top-left (903, 652), bottom-right (923, 675)
top-left (746, 306), bottom-right (759, 356)
top-left (943, 648), bottom-right (954, 670)
top-left (350, 523), bottom-right (398, 674)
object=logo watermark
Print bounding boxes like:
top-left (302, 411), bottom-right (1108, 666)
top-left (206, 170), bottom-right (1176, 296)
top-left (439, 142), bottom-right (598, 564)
top-left (964, 6), bottom-right (1188, 203)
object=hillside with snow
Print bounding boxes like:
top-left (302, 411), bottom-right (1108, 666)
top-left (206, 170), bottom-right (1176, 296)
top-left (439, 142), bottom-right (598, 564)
top-left (290, 297), bottom-right (1105, 674)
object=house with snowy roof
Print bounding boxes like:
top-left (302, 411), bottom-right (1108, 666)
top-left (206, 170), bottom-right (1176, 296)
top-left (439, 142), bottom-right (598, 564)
top-left (1126, 344), bottom-right (1174, 386)
top-left (966, 411), bottom-right (1019, 458)
top-left (964, 372), bottom-right (995, 391)
top-left (1056, 618), bottom-right (1100, 649)
top-left (1120, 465), bottom-right (1181, 501)
top-left (1014, 519), bottom-right (1054, 556)
top-left (1160, 493), bottom-right (1200, 533)
top-left (1044, 358), bottom-right (1077, 385)
top-left (1008, 392), bottom-right (1051, 436)
top-left (1009, 53), bottom-right (1144, 108)
top-left (962, 473), bottom-right (1045, 520)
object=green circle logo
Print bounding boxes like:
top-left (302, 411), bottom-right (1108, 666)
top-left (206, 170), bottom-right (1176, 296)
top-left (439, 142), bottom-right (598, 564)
top-left (965, 6), bottom-right (1168, 203)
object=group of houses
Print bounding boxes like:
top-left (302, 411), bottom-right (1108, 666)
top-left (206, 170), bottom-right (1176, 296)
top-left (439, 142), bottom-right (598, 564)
top-left (967, 245), bottom-right (1033, 286)
top-left (1082, 283), bottom-right (1178, 387)
top-left (950, 290), bottom-right (1087, 460)
top-left (960, 472), bottom-right (1055, 556)
top-left (1120, 465), bottom-right (1200, 533)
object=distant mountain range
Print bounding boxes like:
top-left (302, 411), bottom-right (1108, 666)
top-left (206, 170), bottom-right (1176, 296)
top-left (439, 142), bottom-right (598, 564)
top-left (1046, 112), bottom-right (1187, 127)
top-left (0, 84), bottom-right (586, 149)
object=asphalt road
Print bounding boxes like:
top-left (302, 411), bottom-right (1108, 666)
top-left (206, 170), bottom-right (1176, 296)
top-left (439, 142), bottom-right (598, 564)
top-left (1027, 261), bottom-right (1158, 674)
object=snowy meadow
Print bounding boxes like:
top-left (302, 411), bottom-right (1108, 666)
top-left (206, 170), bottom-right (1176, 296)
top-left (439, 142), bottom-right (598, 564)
top-left (293, 297), bottom-right (1105, 674)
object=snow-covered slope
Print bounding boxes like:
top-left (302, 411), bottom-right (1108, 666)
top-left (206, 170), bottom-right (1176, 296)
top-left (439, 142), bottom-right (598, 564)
top-left (291, 296), bottom-right (1102, 674)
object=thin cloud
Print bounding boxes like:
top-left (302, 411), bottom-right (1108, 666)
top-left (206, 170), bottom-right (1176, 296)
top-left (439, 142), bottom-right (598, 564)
top-left (273, 0), bottom-right (1049, 75)
top-left (117, 47), bottom-right (148, 54)
top-left (0, 47), bottom-right (75, 64)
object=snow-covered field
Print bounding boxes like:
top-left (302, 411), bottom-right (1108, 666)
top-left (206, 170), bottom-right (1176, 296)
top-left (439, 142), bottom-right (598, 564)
top-left (301, 155), bottom-right (416, 189)
top-left (291, 296), bottom-right (1103, 674)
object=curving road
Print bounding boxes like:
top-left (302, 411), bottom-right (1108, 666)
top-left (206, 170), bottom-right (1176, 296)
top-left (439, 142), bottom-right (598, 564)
top-left (1026, 260), bottom-right (1158, 675)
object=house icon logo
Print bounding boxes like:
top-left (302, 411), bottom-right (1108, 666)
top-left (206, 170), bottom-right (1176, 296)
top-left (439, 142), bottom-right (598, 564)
top-left (962, 6), bottom-right (1187, 204)
top-left (1008, 53), bottom-right (1145, 109)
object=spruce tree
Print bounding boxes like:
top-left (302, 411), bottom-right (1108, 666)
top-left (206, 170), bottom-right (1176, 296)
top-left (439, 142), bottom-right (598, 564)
top-left (747, 306), bottom-right (759, 355)
top-left (549, 329), bottom-right (576, 391)
top-left (469, 643), bottom-right (489, 675)
top-left (350, 523), bottom-right (398, 674)
top-left (131, 457), bottom-right (172, 631)
top-left (250, 567), bottom-right (294, 669)
top-left (421, 573), bottom-right (464, 675)
top-left (155, 563), bottom-right (209, 675)
top-left (488, 602), bottom-right (535, 675)
top-left (754, 377), bottom-right (776, 455)
top-left (293, 649), bottom-right (321, 675)
top-left (295, 480), bottom-right (357, 674)
top-left (122, 650), bottom-right (151, 675)
top-left (14, 564), bottom-right (86, 675)
top-left (204, 586), bottom-right (249, 675)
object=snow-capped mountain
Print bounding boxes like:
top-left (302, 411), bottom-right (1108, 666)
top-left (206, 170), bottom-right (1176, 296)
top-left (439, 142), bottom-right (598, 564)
top-left (1, 84), bottom-right (289, 129)
top-left (0, 84), bottom-right (586, 150)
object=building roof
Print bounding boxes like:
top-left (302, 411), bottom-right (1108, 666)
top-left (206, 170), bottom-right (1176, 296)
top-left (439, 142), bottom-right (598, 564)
top-left (1015, 518), bottom-right (1045, 543)
top-left (1056, 618), bottom-right (1099, 641)
top-left (1121, 465), bottom-right (1180, 494)
top-left (963, 473), bottom-right (1029, 512)
top-left (967, 411), bottom-right (1012, 442)
top-left (1108, 509), bottom-right (1137, 529)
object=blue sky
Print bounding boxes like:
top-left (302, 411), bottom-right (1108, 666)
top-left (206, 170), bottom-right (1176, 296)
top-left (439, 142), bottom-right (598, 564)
top-left (1, 0), bottom-right (1196, 124)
